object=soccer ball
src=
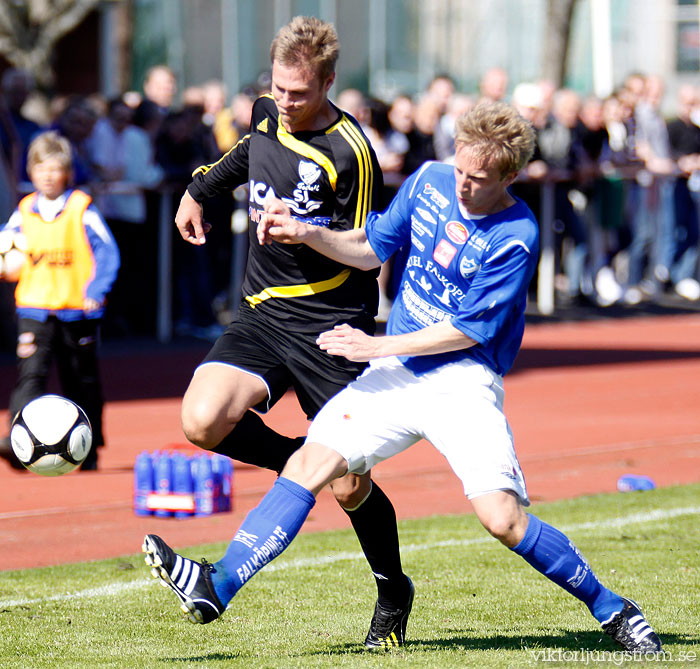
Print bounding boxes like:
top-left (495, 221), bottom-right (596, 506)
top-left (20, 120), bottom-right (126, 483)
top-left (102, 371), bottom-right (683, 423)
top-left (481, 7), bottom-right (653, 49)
top-left (10, 395), bottom-right (93, 476)
top-left (0, 228), bottom-right (26, 282)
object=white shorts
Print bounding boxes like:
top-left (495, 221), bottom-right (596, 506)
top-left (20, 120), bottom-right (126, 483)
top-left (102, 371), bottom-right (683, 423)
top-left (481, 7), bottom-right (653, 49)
top-left (307, 356), bottom-right (529, 505)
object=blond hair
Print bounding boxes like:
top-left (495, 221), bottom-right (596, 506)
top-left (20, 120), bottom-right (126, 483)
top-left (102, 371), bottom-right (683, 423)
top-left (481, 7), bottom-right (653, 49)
top-left (27, 131), bottom-right (73, 172)
top-left (270, 16), bottom-right (339, 82)
top-left (454, 101), bottom-right (535, 176)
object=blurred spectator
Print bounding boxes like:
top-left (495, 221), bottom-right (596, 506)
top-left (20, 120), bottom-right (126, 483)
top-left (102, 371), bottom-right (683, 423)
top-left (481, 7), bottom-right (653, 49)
top-left (479, 66), bottom-right (508, 103)
top-left (87, 98), bottom-right (164, 217)
top-left (627, 74), bottom-right (676, 303)
top-left (436, 93), bottom-right (475, 162)
top-left (230, 89), bottom-right (255, 135)
top-left (133, 65), bottom-right (177, 143)
top-left (425, 74), bottom-right (457, 163)
top-left (425, 74), bottom-right (455, 117)
top-left (182, 85), bottom-right (205, 107)
top-left (255, 69), bottom-right (272, 95)
top-left (336, 88), bottom-right (369, 124)
top-left (141, 65), bottom-right (177, 114)
top-left (132, 98), bottom-right (163, 143)
top-left (0, 68), bottom-right (43, 184)
top-left (211, 86), bottom-right (256, 153)
top-left (537, 79), bottom-right (557, 122)
top-left (367, 96), bottom-right (410, 193)
top-left (85, 97), bottom-right (165, 336)
top-left (579, 96), bottom-right (624, 306)
top-left (52, 96), bottom-right (99, 186)
top-left (537, 88), bottom-right (591, 303)
top-left (667, 83), bottom-right (700, 300)
top-left (336, 88), bottom-right (402, 321)
top-left (403, 95), bottom-right (439, 175)
top-left (201, 80), bottom-right (227, 126)
top-left (512, 82), bottom-right (548, 133)
top-left (388, 94), bottom-right (414, 136)
top-left (337, 89), bottom-right (406, 193)
top-left (201, 79), bottom-right (233, 153)
top-left (184, 95), bottom-right (234, 308)
top-left (511, 82), bottom-right (548, 222)
top-left (156, 110), bottom-right (221, 338)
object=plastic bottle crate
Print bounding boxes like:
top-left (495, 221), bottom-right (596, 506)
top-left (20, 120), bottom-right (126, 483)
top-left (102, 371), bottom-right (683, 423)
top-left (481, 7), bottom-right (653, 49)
top-left (133, 449), bottom-right (233, 517)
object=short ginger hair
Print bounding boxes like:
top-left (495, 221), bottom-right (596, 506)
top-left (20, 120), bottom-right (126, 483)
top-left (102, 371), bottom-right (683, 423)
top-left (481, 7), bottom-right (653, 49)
top-left (454, 101), bottom-right (535, 177)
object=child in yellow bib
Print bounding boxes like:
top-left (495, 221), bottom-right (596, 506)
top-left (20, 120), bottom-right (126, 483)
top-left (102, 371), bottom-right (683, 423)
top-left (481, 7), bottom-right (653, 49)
top-left (0, 131), bottom-right (120, 471)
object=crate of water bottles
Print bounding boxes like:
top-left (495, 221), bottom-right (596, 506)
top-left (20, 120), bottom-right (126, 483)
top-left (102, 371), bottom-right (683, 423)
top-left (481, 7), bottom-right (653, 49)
top-left (133, 448), bottom-right (233, 518)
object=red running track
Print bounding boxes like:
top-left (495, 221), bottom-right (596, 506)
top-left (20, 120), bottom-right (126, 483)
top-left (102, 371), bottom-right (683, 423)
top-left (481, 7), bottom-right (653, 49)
top-left (1, 313), bottom-right (699, 571)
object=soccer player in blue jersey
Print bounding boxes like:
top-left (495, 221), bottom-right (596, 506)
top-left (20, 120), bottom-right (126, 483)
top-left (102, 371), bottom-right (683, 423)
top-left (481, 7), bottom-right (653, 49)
top-left (144, 101), bottom-right (661, 653)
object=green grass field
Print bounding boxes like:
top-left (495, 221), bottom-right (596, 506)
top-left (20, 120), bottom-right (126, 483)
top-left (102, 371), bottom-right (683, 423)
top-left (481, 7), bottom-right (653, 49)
top-left (1, 483), bottom-right (698, 668)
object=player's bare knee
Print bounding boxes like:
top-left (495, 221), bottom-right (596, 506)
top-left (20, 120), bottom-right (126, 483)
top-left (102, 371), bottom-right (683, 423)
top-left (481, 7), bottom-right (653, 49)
top-left (479, 509), bottom-right (528, 547)
top-left (331, 472), bottom-right (371, 509)
top-left (181, 403), bottom-right (229, 450)
top-left (481, 515), bottom-right (516, 544)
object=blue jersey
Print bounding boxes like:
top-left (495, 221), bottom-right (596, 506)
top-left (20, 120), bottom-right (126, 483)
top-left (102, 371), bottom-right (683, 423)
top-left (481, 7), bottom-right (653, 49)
top-left (365, 161), bottom-right (538, 376)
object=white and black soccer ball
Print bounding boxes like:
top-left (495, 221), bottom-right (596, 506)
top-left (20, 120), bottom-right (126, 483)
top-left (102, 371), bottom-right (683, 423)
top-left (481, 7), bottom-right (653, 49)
top-left (0, 228), bottom-right (27, 282)
top-left (10, 395), bottom-right (93, 476)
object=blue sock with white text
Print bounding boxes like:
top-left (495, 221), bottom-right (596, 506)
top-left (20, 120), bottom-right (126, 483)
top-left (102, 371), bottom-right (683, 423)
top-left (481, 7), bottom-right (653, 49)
top-left (511, 514), bottom-right (624, 624)
top-left (211, 477), bottom-right (315, 606)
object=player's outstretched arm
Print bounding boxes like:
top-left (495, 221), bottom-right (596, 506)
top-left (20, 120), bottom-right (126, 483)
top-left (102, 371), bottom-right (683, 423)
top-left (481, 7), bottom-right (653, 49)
top-left (318, 321), bottom-right (477, 362)
top-left (259, 197), bottom-right (381, 270)
top-left (175, 190), bottom-right (212, 245)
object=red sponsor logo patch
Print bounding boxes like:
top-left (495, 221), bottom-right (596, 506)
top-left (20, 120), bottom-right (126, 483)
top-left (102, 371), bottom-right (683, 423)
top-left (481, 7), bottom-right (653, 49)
top-left (433, 239), bottom-right (457, 268)
top-left (445, 220), bottom-right (469, 245)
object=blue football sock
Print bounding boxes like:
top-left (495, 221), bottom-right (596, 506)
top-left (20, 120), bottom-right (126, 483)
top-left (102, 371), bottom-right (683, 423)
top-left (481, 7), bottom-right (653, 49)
top-left (211, 477), bottom-right (315, 606)
top-left (511, 514), bottom-right (624, 624)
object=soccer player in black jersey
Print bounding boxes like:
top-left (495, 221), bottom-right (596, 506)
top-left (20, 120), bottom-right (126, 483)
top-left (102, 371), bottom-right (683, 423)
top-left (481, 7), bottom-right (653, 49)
top-left (146, 16), bottom-right (413, 648)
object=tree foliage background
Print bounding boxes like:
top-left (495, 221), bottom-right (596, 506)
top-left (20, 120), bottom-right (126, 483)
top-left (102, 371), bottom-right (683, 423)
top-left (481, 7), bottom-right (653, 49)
top-left (0, 0), bottom-right (579, 95)
top-left (0, 0), bottom-right (101, 88)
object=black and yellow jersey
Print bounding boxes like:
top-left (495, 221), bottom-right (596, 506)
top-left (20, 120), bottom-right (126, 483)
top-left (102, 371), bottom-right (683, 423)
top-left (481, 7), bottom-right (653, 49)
top-left (188, 95), bottom-right (383, 334)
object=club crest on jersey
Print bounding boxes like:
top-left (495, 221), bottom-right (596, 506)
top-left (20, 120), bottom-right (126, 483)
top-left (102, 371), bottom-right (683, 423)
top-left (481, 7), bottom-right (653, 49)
top-left (445, 221), bottom-right (469, 245)
top-left (433, 239), bottom-right (457, 268)
top-left (282, 161), bottom-right (323, 215)
top-left (423, 183), bottom-right (449, 209)
top-left (459, 256), bottom-right (481, 277)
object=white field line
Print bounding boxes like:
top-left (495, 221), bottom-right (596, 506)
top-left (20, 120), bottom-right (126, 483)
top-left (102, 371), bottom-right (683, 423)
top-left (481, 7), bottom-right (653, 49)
top-left (0, 505), bottom-right (697, 609)
top-left (2, 434), bottom-right (698, 522)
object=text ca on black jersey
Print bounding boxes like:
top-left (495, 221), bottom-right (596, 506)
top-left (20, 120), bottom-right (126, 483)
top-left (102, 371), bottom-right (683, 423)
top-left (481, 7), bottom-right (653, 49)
top-left (187, 95), bottom-right (383, 335)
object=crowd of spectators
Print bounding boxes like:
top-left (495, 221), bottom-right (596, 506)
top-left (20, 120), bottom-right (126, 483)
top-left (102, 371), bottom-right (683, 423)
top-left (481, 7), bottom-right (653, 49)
top-left (339, 69), bottom-right (700, 310)
top-left (2, 64), bottom-right (700, 346)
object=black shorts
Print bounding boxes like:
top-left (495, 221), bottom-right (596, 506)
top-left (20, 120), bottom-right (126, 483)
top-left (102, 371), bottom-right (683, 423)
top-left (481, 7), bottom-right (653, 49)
top-left (200, 317), bottom-right (368, 419)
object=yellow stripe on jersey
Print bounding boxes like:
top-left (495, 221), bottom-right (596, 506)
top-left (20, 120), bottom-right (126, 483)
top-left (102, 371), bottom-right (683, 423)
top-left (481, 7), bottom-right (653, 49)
top-left (245, 269), bottom-right (351, 307)
top-left (191, 134), bottom-right (251, 178)
top-left (331, 116), bottom-right (373, 229)
top-left (276, 120), bottom-right (338, 190)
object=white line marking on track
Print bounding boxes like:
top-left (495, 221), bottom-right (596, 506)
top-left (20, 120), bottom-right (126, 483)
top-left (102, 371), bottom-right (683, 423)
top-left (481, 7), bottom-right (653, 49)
top-left (1, 505), bottom-right (698, 609)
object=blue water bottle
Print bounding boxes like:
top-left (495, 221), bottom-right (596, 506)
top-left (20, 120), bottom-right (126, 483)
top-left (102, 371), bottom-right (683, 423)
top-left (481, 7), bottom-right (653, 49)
top-left (133, 451), bottom-right (154, 516)
top-left (220, 457), bottom-right (233, 512)
top-left (211, 455), bottom-right (223, 512)
top-left (154, 451), bottom-right (173, 518)
top-left (617, 474), bottom-right (656, 492)
top-left (192, 454), bottom-right (214, 517)
top-left (172, 452), bottom-right (194, 518)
